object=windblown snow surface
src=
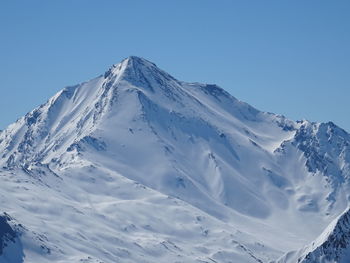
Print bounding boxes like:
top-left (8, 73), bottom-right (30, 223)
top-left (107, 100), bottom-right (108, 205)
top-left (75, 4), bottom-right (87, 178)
top-left (0, 56), bottom-right (350, 262)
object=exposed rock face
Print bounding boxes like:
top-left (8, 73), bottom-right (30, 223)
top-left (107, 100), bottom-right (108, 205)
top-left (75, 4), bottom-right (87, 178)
top-left (0, 213), bottom-right (16, 255)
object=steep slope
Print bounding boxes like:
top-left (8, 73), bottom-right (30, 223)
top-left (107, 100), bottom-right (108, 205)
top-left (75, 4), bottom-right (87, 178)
top-left (276, 121), bottom-right (350, 213)
top-left (278, 207), bottom-right (350, 263)
top-left (1, 56), bottom-right (350, 262)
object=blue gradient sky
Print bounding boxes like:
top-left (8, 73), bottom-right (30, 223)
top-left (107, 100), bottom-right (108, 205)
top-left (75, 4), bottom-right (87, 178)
top-left (1, 1), bottom-right (349, 131)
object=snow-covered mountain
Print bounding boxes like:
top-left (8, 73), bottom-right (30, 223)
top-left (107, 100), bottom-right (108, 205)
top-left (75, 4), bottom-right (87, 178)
top-left (1, 56), bottom-right (350, 262)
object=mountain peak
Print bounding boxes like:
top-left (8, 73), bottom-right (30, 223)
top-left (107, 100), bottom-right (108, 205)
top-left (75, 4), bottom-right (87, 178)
top-left (103, 56), bottom-right (176, 87)
top-left (123, 56), bottom-right (156, 67)
top-left (102, 56), bottom-right (178, 95)
top-left (104, 56), bottom-right (151, 78)
top-left (115, 56), bottom-right (158, 74)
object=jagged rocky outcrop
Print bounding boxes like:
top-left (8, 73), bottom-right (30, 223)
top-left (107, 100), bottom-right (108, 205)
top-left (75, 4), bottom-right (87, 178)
top-left (0, 213), bottom-right (24, 263)
top-left (0, 213), bottom-right (16, 255)
top-left (275, 120), bottom-right (350, 212)
top-left (293, 121), bottom-right (350, 185)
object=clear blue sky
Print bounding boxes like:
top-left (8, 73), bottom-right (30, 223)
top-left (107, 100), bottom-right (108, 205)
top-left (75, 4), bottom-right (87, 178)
top-left (1, 1), bottom-right (349, 131)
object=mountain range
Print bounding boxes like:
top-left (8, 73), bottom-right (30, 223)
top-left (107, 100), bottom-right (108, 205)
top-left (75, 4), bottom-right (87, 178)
top-left (1, 56), bottom-right (350, 263)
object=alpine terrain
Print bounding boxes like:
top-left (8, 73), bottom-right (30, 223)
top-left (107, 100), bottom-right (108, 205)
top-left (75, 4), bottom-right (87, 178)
top-left (0, 56), bottom-right (350, 263)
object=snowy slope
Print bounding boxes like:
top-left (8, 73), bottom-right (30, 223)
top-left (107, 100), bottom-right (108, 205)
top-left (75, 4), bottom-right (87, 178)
top-left (1, 56), bottom-right (350, 262)
top-left (277, 207), bottom-right (350, 263)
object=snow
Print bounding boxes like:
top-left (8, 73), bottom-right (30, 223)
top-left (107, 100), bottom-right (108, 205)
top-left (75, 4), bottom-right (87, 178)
top-left (277, 207), bottom-right (350, 262)
top-left (1, 56), bottom-right (350, 262)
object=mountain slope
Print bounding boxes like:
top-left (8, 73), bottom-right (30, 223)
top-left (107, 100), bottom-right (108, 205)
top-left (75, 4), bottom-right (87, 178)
top-left (278, 207), bottom-right (350, 263)
top-left (1, 56), bottom-right (350, 262)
